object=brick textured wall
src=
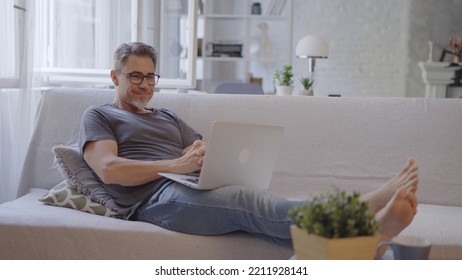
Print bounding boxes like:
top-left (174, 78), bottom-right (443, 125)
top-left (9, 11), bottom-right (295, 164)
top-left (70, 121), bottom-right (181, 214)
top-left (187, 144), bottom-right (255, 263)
top-left (292, 0), bottom-right (462, 98)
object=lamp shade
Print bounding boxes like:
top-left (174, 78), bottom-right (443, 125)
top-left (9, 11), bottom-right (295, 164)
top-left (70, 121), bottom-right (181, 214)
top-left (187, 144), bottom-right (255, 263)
top-left (296, 35), bottom-right (328, 59)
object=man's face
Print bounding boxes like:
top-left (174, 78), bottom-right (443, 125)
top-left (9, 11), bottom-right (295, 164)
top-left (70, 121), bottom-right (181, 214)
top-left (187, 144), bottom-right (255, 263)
top-left (111, 55), bottom-right (156, 112)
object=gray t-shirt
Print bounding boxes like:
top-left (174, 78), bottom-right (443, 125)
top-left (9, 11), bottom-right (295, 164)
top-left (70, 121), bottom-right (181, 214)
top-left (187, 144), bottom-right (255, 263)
top-left (79, 103), bottom-right (201, 218)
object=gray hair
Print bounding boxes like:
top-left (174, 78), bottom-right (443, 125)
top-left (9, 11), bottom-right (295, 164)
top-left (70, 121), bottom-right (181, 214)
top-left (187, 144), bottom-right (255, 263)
top-left (113, 42), bottom-right (158, 71)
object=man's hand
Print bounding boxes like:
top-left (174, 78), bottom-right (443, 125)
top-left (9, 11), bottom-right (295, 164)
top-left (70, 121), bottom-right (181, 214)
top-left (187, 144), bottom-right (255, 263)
top-left (181, 140), bottom-right (208, 169)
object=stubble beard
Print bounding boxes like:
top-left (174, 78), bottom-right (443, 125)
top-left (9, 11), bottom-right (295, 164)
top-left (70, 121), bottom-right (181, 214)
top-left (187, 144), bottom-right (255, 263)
top-left (123, 87), bottom-right (153, 111)
top-left (130, 98), bottom-right (149, 110)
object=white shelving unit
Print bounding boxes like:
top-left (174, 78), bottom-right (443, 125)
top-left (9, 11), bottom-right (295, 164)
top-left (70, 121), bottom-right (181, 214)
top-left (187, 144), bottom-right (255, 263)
top-left (196, 0), bottom-right (293, 93)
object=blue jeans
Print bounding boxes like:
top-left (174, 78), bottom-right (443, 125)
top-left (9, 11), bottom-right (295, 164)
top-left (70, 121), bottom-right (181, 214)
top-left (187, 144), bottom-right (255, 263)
top-left (134, 181), bottom-right (307, 247)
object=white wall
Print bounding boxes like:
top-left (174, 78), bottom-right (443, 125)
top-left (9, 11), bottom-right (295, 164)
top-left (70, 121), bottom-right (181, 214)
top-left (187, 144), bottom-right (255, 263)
top-left (291, 0), bottom-right (462, 98)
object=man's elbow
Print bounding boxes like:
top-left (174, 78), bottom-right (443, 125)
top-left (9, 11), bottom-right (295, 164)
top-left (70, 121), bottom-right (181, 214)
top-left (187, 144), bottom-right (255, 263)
top-left (99, 165), bottom-right (121, 185)
top-left (92, 159), bottom-right (119, 185)
top-left (98, 170), bottom-right (115, 185)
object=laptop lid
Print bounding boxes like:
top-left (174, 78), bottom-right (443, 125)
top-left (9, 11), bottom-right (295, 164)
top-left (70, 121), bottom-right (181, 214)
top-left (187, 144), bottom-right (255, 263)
top-left (160, 121), bottom-right (284, 190)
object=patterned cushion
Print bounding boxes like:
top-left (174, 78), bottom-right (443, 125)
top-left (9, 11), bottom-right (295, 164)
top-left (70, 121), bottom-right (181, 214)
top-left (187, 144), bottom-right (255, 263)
top-left (47, 145), bottom-right (122, 217)
top-left (40, 181), bottom-right (121, 217)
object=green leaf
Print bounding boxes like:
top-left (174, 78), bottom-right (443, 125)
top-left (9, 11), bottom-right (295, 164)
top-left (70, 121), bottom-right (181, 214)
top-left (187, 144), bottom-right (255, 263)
top-left (288, 189), bottom-right (380, 238)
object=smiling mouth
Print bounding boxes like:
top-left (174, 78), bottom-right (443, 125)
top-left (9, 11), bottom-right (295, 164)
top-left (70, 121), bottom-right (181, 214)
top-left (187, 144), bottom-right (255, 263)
top-left (133, 90), bottom-right (152, 96)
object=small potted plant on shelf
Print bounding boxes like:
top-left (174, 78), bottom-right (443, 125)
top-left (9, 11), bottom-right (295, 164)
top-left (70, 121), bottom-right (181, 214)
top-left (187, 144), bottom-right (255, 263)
top-left (299, 76), bottom-right (314, 96)
top-left (274, 65), bottom-right (294, 96)
top-left (288, 189), bottom-right (381, 260)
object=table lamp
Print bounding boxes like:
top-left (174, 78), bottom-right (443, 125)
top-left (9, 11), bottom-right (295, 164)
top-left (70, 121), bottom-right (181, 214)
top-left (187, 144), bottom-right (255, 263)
top-left (296, 35), bottom-right (329, 83)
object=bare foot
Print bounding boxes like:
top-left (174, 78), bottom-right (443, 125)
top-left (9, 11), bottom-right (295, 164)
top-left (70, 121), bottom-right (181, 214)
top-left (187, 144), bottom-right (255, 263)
top-left (376, 187), bottom-right (418, 241)
top-left (361, 159), bottom-right (418, 213)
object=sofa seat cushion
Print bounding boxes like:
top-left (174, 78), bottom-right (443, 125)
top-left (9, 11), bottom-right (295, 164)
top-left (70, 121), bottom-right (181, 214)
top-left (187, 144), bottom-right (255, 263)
top-left (400, 203), bottom-right (462, 260)
top-left (0, 189), bottom-right (292, 260)
top-left (2, 190), bottom-right (462, 259)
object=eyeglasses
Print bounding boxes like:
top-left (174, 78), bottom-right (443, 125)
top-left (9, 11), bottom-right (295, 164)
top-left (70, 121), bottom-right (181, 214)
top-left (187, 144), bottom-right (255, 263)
top-left (118, 71), bottom-right (160, 86)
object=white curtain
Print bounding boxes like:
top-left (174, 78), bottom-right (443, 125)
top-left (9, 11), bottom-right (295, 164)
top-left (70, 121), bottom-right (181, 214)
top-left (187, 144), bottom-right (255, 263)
top-left (0, 1), bottom-right (41, 204)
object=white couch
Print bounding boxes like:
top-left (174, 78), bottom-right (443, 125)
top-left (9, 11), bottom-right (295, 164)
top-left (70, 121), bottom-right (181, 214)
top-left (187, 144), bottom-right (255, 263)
top-left (1, 88), bottom-right (462, 259)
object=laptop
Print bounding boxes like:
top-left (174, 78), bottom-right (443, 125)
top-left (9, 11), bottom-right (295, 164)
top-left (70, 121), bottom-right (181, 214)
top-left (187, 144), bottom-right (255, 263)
top-left (158, 121), bottom-right (284, 190)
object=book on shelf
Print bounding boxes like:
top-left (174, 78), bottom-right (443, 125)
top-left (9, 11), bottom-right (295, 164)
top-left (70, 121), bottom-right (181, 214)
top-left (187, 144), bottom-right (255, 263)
top-left (266, 0), bottom-right (287, 16)
top-left (276, 0), bottom-right (287, 15)
top-left (267, 0), bottom-right (275, 15)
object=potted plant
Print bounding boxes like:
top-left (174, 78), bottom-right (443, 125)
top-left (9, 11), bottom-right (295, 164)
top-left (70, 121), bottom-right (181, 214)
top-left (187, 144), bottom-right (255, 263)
top-left (288, 189), bottom-right (381, 260)
top-left (274, 65), bottom-right (294, 95)
top-left (299, 76), bottom-right (314, 96)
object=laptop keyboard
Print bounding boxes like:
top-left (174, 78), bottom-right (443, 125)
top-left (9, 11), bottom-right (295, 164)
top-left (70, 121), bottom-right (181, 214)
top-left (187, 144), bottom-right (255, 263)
top-left (185, 178), bottom-right (199, 184)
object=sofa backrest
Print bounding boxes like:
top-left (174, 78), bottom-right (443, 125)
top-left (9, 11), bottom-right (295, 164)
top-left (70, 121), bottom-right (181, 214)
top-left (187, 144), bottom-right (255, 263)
top-left (18, 88), bottom-right (462, 207)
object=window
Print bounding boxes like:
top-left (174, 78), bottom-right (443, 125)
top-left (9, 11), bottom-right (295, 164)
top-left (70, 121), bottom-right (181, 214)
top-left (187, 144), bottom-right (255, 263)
top-left (0, 0), bottom-right (26, 89)
top-left (36, 0), bottom-right (197, 88)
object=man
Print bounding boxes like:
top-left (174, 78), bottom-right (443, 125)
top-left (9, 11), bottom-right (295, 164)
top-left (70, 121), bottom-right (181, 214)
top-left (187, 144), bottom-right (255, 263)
top-left (79, 42), bottom-right (419, 249)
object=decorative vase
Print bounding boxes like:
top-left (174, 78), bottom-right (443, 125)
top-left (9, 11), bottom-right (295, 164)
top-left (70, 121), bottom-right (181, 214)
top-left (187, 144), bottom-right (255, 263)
top-left (251, 2), bottom-right (261, 15)
top-left (452, 54), bottom-right (461, 65)
top-left (257, 22), bottom-right (275, 59)
top-left (290, 225), bottom-right (381, 260)
top-left (276, 86), bottom-right (294, 96)
top-left (299, 89), bottom-right (313, 96)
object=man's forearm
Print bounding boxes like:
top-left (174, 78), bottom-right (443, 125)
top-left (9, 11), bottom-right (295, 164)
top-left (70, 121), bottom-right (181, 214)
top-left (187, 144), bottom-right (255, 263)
top-left (93, 156), bottom-right (181, 186)
top-left (84, 139), bottom-right (205, 186)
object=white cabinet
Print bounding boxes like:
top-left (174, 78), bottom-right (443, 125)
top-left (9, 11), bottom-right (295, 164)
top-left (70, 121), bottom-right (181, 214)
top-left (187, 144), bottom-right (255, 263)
top-left (196, 0), bottom-right (293, 93)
